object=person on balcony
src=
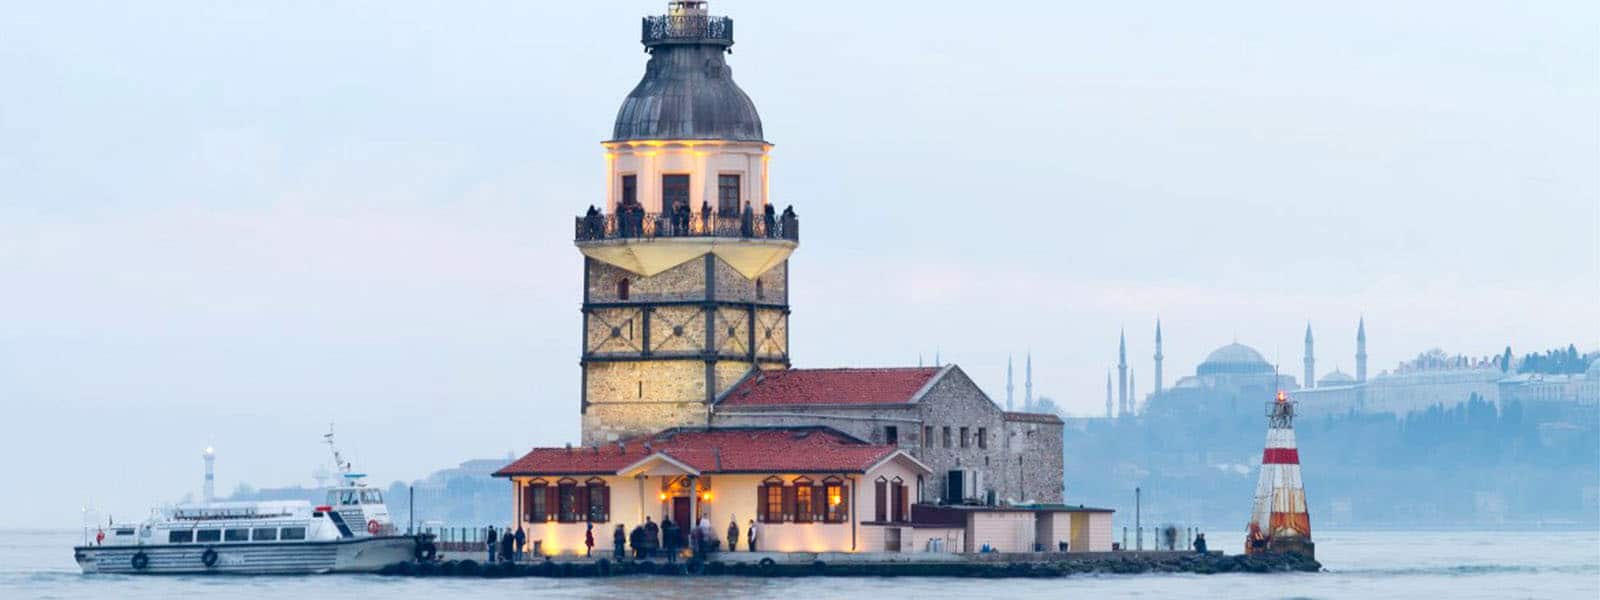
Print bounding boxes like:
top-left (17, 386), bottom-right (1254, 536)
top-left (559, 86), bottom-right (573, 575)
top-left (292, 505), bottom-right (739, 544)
top-left (699, 200), bottom-right (710, 234)
top-left (780, 205), bottom-right (797, 239)
top-left (762, 203), bottom-right (776, 238)
top-left (740, 202), bottom-right (753, 237)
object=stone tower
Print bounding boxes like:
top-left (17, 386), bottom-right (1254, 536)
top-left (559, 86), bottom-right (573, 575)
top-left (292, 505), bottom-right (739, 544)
top-left (1356, 317), bottom-right (1368, 383)
top-left (1303, 323), bottom-right (1315, 389)
top-left (577, 1), bottom-right (797, 444)
top-left (1117, 329), bottom-right (1128, 417)
top-left (1153, 319), bottom-right (1164, 396)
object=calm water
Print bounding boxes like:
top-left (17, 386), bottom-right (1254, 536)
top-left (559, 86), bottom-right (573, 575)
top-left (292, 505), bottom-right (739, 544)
top-left (4, 529), bottom-right (1596, 599)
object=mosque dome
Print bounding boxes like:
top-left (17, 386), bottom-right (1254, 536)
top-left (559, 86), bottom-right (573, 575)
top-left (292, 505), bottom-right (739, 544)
top-left (1587, 360), bottom-right (1600, 378)
top-left (1318, 370), bottom-right (1357, 386)
top-left (1197, 343), bottom-right (1273, 376)
top-left (610, 9), bottom-right (764, 143)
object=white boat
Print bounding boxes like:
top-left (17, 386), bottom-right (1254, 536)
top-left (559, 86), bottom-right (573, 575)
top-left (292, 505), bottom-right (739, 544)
top-left (74, 429), bottom-right (435, 575)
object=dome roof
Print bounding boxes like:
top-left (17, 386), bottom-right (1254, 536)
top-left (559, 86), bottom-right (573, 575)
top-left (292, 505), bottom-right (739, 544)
top-left (611, 44), bottom-right (765, 143)
top-left (1587, 360), bottom-right (1600, 377)
top-left (1318, 370), bottom-right (1356, 386)
top-left (1197, 343), bottom-right (1273, 376)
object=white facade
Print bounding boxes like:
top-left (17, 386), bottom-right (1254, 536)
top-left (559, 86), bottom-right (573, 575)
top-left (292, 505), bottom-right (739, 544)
top-left (603, 140), bottom-right (771, 214)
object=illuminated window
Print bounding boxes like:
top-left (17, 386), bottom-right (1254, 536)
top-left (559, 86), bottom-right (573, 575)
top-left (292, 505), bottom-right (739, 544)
top-left (823, 477), bottom-right (848, 523)
top-left (759, 477), bottom-right (785, 523)
top-left (718, 174), bottom-right (741, 214)
top-left (794, 481), bottom-right (814, 523)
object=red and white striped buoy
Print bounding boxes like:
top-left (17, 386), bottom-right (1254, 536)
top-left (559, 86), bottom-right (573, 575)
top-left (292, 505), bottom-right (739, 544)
top-left (1246, 390), bottom-right (1314, 558)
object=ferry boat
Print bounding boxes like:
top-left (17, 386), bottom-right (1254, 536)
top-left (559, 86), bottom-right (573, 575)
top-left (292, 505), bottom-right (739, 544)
top-left (74, 430), bottom-right (436, 575)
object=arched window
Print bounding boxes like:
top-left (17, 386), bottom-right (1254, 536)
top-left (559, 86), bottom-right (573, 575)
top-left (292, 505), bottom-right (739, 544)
top-left (617, 278), bottom-right (630, 300)
top-left (890, 477), bottom-right (907, 523)
top-left (874, 476), bottom-right (888, 523)
top-left (524, 478), bottom-right (549, 523)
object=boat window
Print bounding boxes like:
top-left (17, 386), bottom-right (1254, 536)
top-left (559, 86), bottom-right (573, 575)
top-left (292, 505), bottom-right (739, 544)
top-left (362, 490), bottom-right (382, 504)
top-left (339, 490), bottom-right (359, 505)
top-left (252, 528), bottom-right (278, 541)
top-left (196, 529), bottom-right (221, 542)
top-left (280, 527), bottom-right (307, 540)
top-left (169, 530), bottom-right (194, 543)
top-left (224, 529), bottom-right (249, 542)
top-left (114, 528), bottom-right (135, 536)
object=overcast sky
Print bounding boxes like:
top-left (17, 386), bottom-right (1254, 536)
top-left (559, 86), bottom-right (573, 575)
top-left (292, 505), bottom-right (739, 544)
top-left (2, 1), bottom-right (1595, 527)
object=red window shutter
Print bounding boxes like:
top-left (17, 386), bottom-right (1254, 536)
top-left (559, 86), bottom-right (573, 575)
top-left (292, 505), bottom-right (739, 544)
top-left (545, 486), bottom-right (558, 522)
top-left (874, 480), bottom-right (887, 523)
top-left (756, 485), bottom-right (768, 522)
top-left (782, 485), bottom-right (796, 522)
top-left (599, 486), bottom-right (611, 522)
top-left (521, 485), bottom-right (535, 522)
top-left (892, 484), bottom-right (906, 522)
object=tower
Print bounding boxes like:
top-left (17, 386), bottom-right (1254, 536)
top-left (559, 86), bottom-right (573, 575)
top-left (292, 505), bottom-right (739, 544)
top-left (1105, 370), bottom-right (1114, 418)
top-left (1303, 323), bottom-right (1315, 389)
top-left (1117, 329), bottom-right (1128, 417)
top-left (1247, 391), bottom-right (1314, 558)
top-left (1153, 319), bottom-right (1164, 396)
top-left (1006, 354), bottom-right (1015, 411)
top-left (1128, 367), bottom-right (1137, 416)
top-left (578, 1), bottom-right (796, 444)
top-left (202, 446), bottom-right (215, 504)
top-left (1356, 317), bottom-right (1368, 383)
top-left (1024, 352), bottom-right (1034, 411)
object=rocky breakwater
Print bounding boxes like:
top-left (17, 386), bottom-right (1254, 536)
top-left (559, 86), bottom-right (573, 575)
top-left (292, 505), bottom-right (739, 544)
top-left (379, 551), bottom-right (1320, 578)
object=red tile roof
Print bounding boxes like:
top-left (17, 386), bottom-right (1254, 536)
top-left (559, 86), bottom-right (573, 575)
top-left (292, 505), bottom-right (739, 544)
top-left (494, 427), bottom-right (905, 477)
top-left (718, 367), bottom-right (943, 407)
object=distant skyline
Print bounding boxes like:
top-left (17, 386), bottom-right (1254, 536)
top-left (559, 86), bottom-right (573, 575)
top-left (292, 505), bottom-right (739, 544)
top-left (1, 1), bottom-right (1595, 527)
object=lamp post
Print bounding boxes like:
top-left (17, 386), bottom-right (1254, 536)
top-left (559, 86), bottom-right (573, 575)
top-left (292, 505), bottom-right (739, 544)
top-left (1135, 487), bottom-right (1142, 551)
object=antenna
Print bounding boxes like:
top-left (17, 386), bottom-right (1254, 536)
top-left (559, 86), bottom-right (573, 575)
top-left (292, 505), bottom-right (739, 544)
top-left (324, 423), bottom-right (351, 476)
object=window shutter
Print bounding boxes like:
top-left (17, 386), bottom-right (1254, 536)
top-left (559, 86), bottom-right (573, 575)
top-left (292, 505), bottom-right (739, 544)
top-left (599, 486), bottom-right (611, 522)
top-left (545, 486), bottom-right (558, 522)
top-left (582, 483), bottom-right (595, 521)
top-left (521, 485), bottom-right (536, 523)
top-left (756, 485), bottom-right (768, 522)
top-left (874, 480), bottom-right (887, 523)
top-left (782, 485), bottom-right (796, 522)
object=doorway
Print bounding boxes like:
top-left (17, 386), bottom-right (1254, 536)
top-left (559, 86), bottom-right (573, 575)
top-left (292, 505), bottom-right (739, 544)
top-left (672, 497), bottom-right (692, 547)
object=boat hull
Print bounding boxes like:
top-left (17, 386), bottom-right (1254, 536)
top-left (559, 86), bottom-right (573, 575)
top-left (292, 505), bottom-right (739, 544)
top-left (74, 535), bottom-right (424, 575)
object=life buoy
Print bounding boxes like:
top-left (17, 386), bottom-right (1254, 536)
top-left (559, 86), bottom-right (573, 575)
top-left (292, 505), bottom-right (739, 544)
top-left (413, 541), bottom-right (437, 562)
top-left (131, 551), bottom-right (149, 570)
top-left (367, 520), bottom-right (382, 535)
top-left (201, 548), bottom-right (219, 568)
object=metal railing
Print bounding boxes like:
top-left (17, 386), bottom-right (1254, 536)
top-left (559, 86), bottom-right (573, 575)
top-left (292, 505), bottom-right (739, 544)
top-left (642, 15), bottom-right (734, 45)
top-left (575, 209), bottom-right (798, 243)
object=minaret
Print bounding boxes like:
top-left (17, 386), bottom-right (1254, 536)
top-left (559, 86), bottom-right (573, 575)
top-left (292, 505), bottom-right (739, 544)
top-left (1153, 319), bottom-right (1164, 396)
top-left (577, 1), bottom-right (794, 444)
top-left (1128, 367), bottom-right (1137, 416)
top-left (1117, 329), bottom-right (1128, 417)
top-left (202, 446), bottom-right (216, 504)
top-left (1304, 323), bottom-right (1315, 389)
top-left (1024, 352), bottom-right (1034, 411)
top-left (1105, 370), bottom-right (1114, 418)
top-left (1356, 317), bottom-right (1368, 383)
top-left (1006, 354), bottom-right (1015, 411)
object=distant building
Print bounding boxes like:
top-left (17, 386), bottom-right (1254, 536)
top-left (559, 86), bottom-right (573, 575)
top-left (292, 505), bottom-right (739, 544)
top-left (1148, 342), bottom-right (1299, 418)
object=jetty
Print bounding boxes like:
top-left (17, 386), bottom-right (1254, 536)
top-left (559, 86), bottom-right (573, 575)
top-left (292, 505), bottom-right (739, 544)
top-left (378, 551), bottom-right (1320, 579)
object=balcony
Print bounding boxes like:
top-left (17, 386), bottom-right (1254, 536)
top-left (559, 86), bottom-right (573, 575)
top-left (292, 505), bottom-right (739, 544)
top-left (642, 14), bottom-right (734, 47)
top-left (575, 208), bottom-right (798, 243)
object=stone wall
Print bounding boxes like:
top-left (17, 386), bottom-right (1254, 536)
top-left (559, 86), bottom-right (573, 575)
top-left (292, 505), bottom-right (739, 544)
top-left (712, 258), bottom-right (787, 304)
top-left (1004, 414), bottom-right (1065, 503)
top-left (582, 402), bottom-right (708, 445)
top-left (587, 256), bottom-right (707, 303)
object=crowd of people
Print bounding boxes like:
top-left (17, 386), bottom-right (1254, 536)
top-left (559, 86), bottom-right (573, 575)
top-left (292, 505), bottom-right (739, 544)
top-left (580, 201), bottom-right (798, 241)
top-left (479, 514), bottom-right (764, 564)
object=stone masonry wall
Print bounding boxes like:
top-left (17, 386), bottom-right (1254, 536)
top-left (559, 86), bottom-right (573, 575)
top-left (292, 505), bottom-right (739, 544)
top-left (712, 257), bottom-right (787, 304)
top-left (587, 257), bottom-right (707, 303)
top-left (1004, 416), bottom-right (1065, 502)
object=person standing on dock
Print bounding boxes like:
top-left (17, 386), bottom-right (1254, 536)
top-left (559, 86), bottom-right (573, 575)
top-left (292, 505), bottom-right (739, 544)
top-left (747, 519), bottom-right (759, 552)
top-left (585, 522), bottom-right (595, 557)
top-left (613, 524), bottom-right (626, 560)
top-left (514, 526), bottom-right (526, 562)
top-left (499, 527), bottom-right (514, 563)
top-left (644, 517), bottom-right (659, 557)
top-left (628, 524), bottom-right (644, 559)
top-left (726, 517), bottom-right (739, 552)
top-left (660, 517), bottom-right (679, 563)
top-left (1194, 533), bottom-right (1208, 554)
top-left (485, 525), bottom-right (498, 563)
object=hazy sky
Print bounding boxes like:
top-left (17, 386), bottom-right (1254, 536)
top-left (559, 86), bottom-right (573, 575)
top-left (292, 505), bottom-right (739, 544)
top-left (2, 1), bottom-right (1595, 527)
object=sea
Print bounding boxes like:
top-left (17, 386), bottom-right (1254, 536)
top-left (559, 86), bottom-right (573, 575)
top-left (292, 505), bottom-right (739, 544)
top-left (4, 529), bottom-right (1596, 599)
